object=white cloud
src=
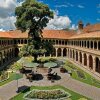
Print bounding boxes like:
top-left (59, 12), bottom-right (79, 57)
top-left (46, 11), bottom-right (71, 30)
top-left (97, 18), bottom-right (100, 21)
top-left (67, 3), bottom-right (74, 7)
top-left (55, 5), bottom-right (68, 8)
top-left (97, 4), bottom-right (100, 8)
top-left (0, 0), bottom-right (17, 18)
top-left (77, 5), bottom-right (85, 8)
top-left (70, 24), bottom-right (78, 30)
top-left (55, 3), bottom-right (74, 8)
top-left (0, 28), bottom-right (5, 32)
top-left (0, 16), bottom-right (16, 30)
top-left (97, 10), bottom-right (100, 13)
top-left (0, 0), bottom-right (22, 30)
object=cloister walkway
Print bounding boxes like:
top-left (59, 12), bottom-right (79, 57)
top-left (0, 68), bottom-right (100, 100)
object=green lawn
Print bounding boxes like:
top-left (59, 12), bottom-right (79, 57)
top-left (0, 72), bottom-right (23, 86)
top-left (10, 85), bottom-right (90, 100)
top-left (64, 61), bottom-right (100, 88)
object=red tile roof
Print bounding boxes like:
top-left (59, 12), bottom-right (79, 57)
top-left (8, 30), bottom-right (28, 38)
top-left (69, 31), bottom-right (100, 39)
top-left (42, 30), bottom-right (75, 39)
top-left (0, 32), bottom-right (12, 38)
top-left (0, 29), bottom-right (75, 39)
top-left (0, 25), bottom-right (100, 40)
top-left (83, 23), bottom-right (100, 33)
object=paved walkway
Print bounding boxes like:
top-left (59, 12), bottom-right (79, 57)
top-left (0, 68), bottom-right (100, 100)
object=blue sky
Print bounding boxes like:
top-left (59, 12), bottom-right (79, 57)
top-left (38, 0), bottom-right (100, 25)
top-left (0, 0), bottom-right (99, 31)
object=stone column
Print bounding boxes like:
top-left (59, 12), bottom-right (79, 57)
top-left (82, 52), bottom-right (84, 66)
top-left (50, 54), bottom-right (51, 57)
top-left (93, 41), bottom-right (94, 50)
top-left (61, 48), bottom-right (64, 57)
top-left (87, 54), bottom-right (89, 69)
top-left (93, 56), bottom-right (96, 72)
top-left (0, 54), bottom-right (3, 66)
top-left (74, 50), bottom-right (76, 62)
top-left (44, 54), bottom-right (45, 57)
top-left (97, 41), bottom-right (98, 50)
top-left (55, 48), bottom-right (58, 57)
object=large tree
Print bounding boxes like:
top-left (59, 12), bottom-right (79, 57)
top-left (15, 0), bottom-right (54, 62)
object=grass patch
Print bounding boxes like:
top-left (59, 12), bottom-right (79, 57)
top-left (10, 85), bottom-right (90, 100)
top-left (0, 72), bottom-right (23, 86)
top-left (92, 78), bottom-right (100, 86)
top-left (64, 61), bottom-right (100, 88)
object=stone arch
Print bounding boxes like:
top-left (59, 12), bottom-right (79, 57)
top-left (95, 57), bottom-right (100, 73)
top-left (68, 49), bottom-right (69, 57)
top-left (59, 40), bottom-right (61, 45)
top-left (84, 41), bottom-right (86, 47)
top-left (18, 40), bottom-right (20, 44)
top-left (89, 55), bottom-right (93, 69)
top-left (91, 41), bottom-right (93, 49)
top-left (0, 52), bottom-right (2, 66)
top-left (56, 40), bottom-right (58, 44)
top-left (3, 51), bottom-right (6, 63)
top-left (80, 41), bottom-right (81, 47)
top-left (84, 53), bottom-right (87, 66)
top-left (70, 49), bottom-right (72, 58)
top-left (9, 49), bottom-right (12, 58)
top-left (94, 41), bottom-right (97, 49)
top-left (62, 40), bottom-right (64, 45)
top-left (76, 51), bottom-right (78, 61)
top-left (24, 39), bottom-right (27, 44)
top-left (63, 48), bottom-right (67, 57)
top-left (6, 50), bottom-right (9, 60)
top-left (21, 39), bottom-right (23, 44)
top-left (73, 50), bottom-right (75, 59)
top-left (51, 48), bottom-right (56, 57)
top-left (82, 41), bottom-right (83, 47)
top-left (98, 41), bottom-right (100, 50)
top-left (57, 48), bottom-right (61, 57)
top-left (87, 41), bottom-right (89, 48)
top-left (15, 48), bottom-right (19, 57)
top-left (11, 49), bottom-right (14, 57)
top-left (79, 52), bottom-right (82, 63)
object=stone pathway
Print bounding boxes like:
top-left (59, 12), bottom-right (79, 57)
top-left (0, 68), bottom-right (100, 100)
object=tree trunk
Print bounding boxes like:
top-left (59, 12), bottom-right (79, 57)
top-left (34, 54), bottom-right (38, 62)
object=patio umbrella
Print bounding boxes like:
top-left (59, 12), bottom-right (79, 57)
top-left (23, 62), bottom-right (39, 69)
top-left (44, 62), bottom-right (57, 68)
top-left (17, 57), bottom-right (27, 65)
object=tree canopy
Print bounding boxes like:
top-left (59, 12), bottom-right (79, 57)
top-left (15, 0), bottom-right (53, 34)
top-left (15, 0), bottom-right (54, 61)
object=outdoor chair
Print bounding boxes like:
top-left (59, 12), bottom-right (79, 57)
top-left (53, 73), bottom-right (57, 80)
top-left (19, 68), bottom-right (26, 74)
top-left (60, 67), bottom-right (67, 73)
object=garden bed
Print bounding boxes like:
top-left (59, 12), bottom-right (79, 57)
top-left (24, 89), bottom-right (71, 100)
top-left (76, 70), bottom-right (86, 79)
top-left (0, 71), bottom-right (9, 82)
top-left (64, 60), bottom-right (100, 88)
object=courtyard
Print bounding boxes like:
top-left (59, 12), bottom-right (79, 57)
top-left (0, 57), bottom-right (100, 100)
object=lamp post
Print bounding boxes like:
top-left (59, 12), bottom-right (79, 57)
top-left (16, 72), bottom-right (19, 93)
